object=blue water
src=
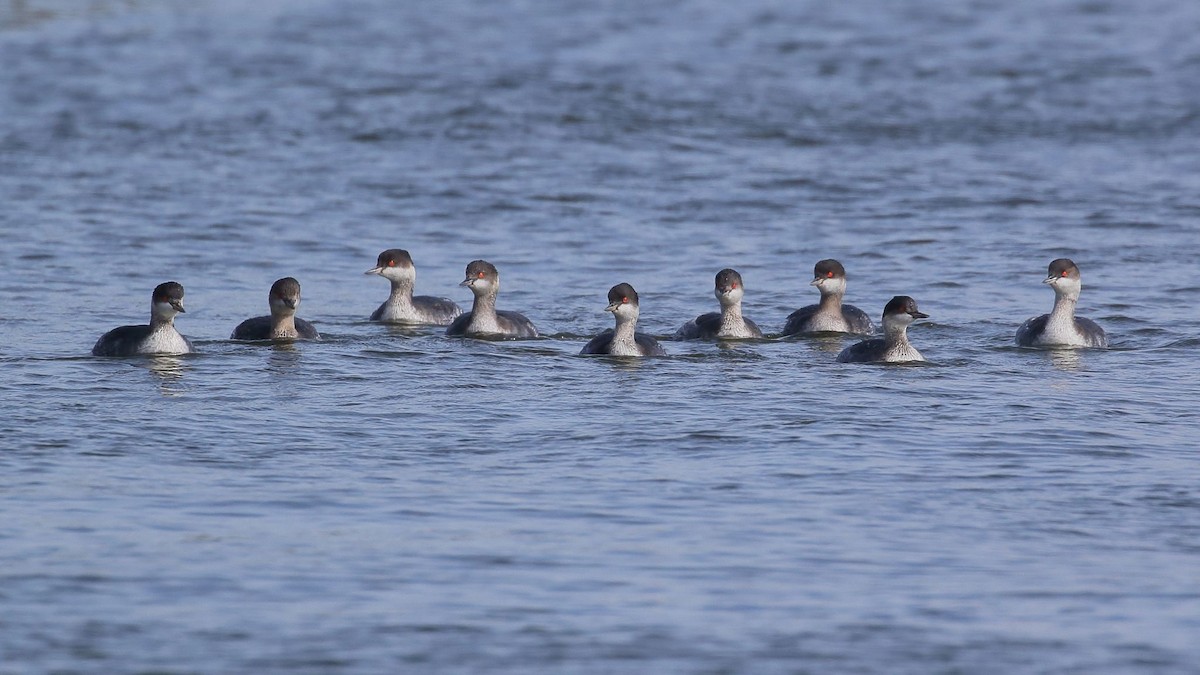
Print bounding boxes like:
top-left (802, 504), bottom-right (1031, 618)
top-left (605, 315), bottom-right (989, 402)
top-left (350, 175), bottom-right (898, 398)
top-left (3, 0), bottom-right (1200, 672)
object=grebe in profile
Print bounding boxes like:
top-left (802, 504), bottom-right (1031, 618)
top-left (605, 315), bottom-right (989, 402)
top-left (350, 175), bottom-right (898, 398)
top-left (365, 249), bottom-right (462, 325)
top-left (231, 277), bottom-right (320, 340)
top-left (581, 283), bottom-right (667, 356)
top-left (1016, 258), bottom-right (1108, 348)
top-left (445, 260), bottom-right (538, 338)
top-left (675, 268), bottom-right (763, 339)
top-left (836, 295), bottom-right (927, 363)
top-left (92, 281), bottom-right (194, 356)
top-left (783, 259), bottom-right (874, 335)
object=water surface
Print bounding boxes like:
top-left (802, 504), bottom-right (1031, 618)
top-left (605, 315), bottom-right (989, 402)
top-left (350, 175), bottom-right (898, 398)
top-left (2, 0), bottom-right (1200, 672)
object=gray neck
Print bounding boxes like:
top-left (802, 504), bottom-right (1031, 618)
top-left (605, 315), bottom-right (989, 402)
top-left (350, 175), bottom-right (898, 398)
top-left (386, 278), bottom-right (416, 311)
top-left (719, 300), bottom-right (746, 333)
top-left (471, 287), bottom-right (499, 321)
top-left (1049, 291), bottom-right (1078, 324)
top-left (818, 289), bottom-right (844, 313)
top-left (884, 320), bottom-right (912, 347)
top-left (612, 311), bottom-right (639, 349)
top-left (271, 311), bottom-right (298, 338)
top-left (149, 304), bottom-right (177, 329)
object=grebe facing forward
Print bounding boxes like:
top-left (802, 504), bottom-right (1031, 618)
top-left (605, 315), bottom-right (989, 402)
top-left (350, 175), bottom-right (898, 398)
top-left (1016, 258), bottom-right (1108, 348)
top-left (231, 277), bottom-right (320, 340)
top-left (92, 281), bottom-right (194, 356)
top-left (837, 295), bottom-right (927, 363)
top-left (366, 249), bottom-right (462, 325)
top-left (445, 260), bottom-right (538, 338)
top-left (581, 283), bottom-right (667, 356)
top-left (675, 268), bottom-right (763, 340)
top-left (783, 259), bottom-right (874, 335)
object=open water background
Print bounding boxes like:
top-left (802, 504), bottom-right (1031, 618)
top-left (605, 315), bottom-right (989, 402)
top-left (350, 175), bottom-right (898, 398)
top-left (2, 0), bottom-right (1200, 672)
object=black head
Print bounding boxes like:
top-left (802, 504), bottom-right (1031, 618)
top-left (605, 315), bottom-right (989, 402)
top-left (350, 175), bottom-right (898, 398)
top-left (1046, 258), bottom-right (1080, 280)
top-left (813, 259), bottom-right (846, 281)
top-left (464, 260), bottom-right (498, 281)
top-left (714, 268), bottom-right (743, 293)
top-left (270, 277), bottom-right (302, 309)
top-left (607, 282), bottom-right (639, 307)
top-left (271, 277), bottom-right (301, 296)
top-left (152, 281), bottom-right (186, 312)
top-left (376, 249), bottom-right (414, 269)
top-left (883, 295), bottom-right (928, 319)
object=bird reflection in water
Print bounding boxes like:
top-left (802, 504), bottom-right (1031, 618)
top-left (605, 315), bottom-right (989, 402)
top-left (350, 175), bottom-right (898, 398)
top-left (145, 354), bottom-right (188, 396)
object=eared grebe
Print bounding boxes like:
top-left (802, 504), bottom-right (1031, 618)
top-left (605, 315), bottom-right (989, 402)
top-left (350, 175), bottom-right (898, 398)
top-left (231, 277), bottom-right (320, 340)
top-left (92, 281), bottom-right (194, 356)
top-left (1016, 258), bottom-right (1108, 348)
top-left (365, 249), bottom-right (462, 325)
top-left (445, 260), bottom-right (538, 338)
top-left (675, 268), bottom-right (763, 339)
top-left (783, 259), bottom-right (874, 335)
top-left (581, 283), bottom-right (667, 356)
top-left (837, 295), bottom-right (927, 363)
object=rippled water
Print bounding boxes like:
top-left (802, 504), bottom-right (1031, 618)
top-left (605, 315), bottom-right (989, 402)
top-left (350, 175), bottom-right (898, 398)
top-left (3, 0), bottom-right (1200, 672)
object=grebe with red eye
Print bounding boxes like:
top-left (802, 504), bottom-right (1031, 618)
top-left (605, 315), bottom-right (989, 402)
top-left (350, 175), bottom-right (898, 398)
top-left (365, 249), bottom-right (462, 325)
top-left (445, 260), bottom-right (538, 338)
top-left (836, 295), bottom-right (928, 363)
top-left (783, 259), bottom-right (874, 335)
top-left (1016, 258), bottom-right (1108, 348)
top-left (581, 283), bottom-right (667, 356)
top-left (92, 281), bottom-right (194, 356)
top-left (231, 277), bottom-right (320, 340)
top-left (675, 268), bottom-right (763, 339)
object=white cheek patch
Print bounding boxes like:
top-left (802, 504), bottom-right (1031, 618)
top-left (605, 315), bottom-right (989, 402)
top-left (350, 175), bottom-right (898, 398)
top-left (270, 296), bottom-right (295, 312)
top-left (1049, 277), bottom-right (1081, 295)
top-left (821, 278), bottom-right (846, 295)
top-left (151, 300), bottom-right (178, 320)
top-left (382, 266), bottom-right (413, 282)
top-left (718, 287), bottom-right (744, 304)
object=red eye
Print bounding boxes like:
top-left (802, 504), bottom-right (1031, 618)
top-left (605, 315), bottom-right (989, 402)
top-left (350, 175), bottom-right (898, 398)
top-left (477, 271), bottom-right (485, 278)
top-left (387, 260), bottom-right (395, 267)
top-left (826, 271), bottom-right (834, 278)
top-left (622, 296), bottom-right (629, 303)
top-left (1061, 270), bottom-right (1069, 277)
top-left (731, 282), bottom-right (739, 289)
